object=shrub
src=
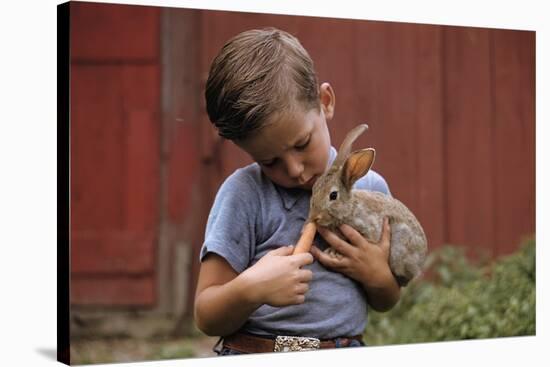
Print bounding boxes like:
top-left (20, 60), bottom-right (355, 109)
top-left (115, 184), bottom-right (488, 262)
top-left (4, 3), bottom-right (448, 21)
top-left (364, 238), bottom-right (535, 345)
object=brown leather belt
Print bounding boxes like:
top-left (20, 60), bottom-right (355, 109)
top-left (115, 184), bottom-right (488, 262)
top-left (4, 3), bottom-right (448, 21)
top-left (223, 332), bottom-right (364, 353)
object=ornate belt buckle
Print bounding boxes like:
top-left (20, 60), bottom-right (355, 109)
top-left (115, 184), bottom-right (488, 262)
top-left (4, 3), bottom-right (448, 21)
top-left (273, 336), bottom-right (321, 352)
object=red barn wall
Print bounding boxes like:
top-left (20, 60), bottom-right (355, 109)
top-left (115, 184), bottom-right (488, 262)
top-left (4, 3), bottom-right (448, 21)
top-left (70, 2), bottom-right (161, 306)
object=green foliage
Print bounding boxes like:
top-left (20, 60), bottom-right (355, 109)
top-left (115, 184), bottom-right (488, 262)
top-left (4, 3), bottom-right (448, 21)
top-left (364, 238), bottom-right (536, 345)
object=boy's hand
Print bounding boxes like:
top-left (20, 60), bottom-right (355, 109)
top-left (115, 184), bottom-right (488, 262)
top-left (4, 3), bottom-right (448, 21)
top-left (241, 246), bottom-right (314, 307)
top-left (312, 217), bottom-right (400, 311)
top-left (311, 217), bottom-right (393, 289)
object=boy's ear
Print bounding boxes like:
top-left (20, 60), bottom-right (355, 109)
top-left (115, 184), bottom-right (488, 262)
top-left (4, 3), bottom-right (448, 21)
top-left (319, 82), bottom-right (335, 120)
top-left (341, 148), bottom-right (375, 190)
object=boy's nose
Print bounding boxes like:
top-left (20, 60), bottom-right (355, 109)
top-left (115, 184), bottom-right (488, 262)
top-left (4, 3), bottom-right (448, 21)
top-left (285, 157), bottom-right (304, 179)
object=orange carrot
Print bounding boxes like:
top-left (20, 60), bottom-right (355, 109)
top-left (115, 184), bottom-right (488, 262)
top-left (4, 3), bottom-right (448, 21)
top-left (293, 222), bottom-right (317, 254)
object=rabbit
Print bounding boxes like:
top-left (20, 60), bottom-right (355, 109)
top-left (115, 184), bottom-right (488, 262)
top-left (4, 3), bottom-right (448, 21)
top-left (308, 124), bottom-right (427, 286)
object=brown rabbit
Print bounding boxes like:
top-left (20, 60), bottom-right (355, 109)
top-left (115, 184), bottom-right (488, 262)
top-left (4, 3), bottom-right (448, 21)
top-left (308, 124), bottom-right (427, 286)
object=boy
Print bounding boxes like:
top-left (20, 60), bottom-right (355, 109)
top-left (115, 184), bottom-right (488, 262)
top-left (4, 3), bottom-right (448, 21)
top-left (194, 28), bottom-right (400, 355)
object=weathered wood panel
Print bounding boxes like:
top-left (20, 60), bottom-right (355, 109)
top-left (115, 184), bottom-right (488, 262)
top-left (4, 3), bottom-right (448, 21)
top-left (72, 276), bottom-right (155, 306)
top-left (70, 2), bottom-right (160, 306)
top-left (71, 2), bottom-right (159, 61)
top-left (443, 27), bottom-right (496, 257)
top-left (492, 29), bottom-right (536, 256)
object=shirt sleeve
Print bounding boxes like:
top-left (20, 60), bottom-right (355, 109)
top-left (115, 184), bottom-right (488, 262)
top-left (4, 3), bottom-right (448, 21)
top-left (353, 169), bottom-right (392, 196)
top-left (199, 170), bottom-right (260, 273)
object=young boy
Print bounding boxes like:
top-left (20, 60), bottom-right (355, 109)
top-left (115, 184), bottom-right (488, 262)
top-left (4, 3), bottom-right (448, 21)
top-left (194, 28), bottom-right (400, 355)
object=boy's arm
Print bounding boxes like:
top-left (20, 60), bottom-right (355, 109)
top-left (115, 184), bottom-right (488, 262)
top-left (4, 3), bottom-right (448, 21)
top-left (194, 248), bottom-right (314, 336)
top-left (194, 254), bottom-right (260, 337)
top-left (311, 217), bottom-right (400, 312)
top-left (361, 261), bottom-right (401, 312)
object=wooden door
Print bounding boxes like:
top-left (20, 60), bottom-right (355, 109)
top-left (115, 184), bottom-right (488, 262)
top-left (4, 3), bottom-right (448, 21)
top-left (70, 2), bottom-right (161, 306)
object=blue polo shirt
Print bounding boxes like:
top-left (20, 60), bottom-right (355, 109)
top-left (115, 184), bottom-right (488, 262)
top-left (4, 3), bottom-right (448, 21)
top-left (199, 147), bottom-right (391, 339)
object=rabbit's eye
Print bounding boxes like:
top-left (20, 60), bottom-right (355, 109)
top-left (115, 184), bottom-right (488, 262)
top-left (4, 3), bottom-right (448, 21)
top-left (329, 191), bottom-right (338, 201)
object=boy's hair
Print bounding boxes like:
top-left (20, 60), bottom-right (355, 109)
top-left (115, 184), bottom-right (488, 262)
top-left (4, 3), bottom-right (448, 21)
top-left (205, 28), bottom-right (319, 141)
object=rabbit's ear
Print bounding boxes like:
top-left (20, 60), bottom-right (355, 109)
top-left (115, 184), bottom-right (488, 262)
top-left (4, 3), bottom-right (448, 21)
top-left (334, 124), bottom-right (369, 167)
top-left (341, 148), bottom-right (375, 190)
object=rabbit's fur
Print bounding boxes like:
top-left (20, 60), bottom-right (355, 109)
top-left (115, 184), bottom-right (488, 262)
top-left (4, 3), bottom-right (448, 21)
top-left (309, 124), bottom-right (427, 286)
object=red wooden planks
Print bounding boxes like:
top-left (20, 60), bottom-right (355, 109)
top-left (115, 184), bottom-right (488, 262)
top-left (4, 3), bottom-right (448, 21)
top-left (492, 29), bottom-right (536, 255)
top-left (124, 66), bottom-right (161, 233)
top-left (71, 2), bottom-right (160, 61)
top-left (166, 123), bottom-right (200, 223)
top-left (354, 22), bottom-right (419, 207)
top-left (443, 26), bottom-right (495, 257)
top-left (71, 65), bottom-right (160, 303)
top-left (414, 25), bottom-right (446, 251)
top-left (71, 65), bottom-right (160, 232)
top-left (71, 231), bottom-right (155, 274)
top-left (72, 276), bottom-right (155, 306)
top-left (70, 2), bottom-right (161, 306)
top-left (71, 66), bottom-right (127, 231)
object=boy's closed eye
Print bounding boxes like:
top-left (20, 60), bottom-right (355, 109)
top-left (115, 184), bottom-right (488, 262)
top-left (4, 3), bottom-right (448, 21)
top-left (261, 159), bottom-right (277, 167)
top-left (259, 135), bottom-right (311, 167)
top-left (295, 135), bottom-right (311, 151)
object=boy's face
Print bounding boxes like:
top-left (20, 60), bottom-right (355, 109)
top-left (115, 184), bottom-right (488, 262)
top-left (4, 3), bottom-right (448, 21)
top-left (236, 84), bottom-right (335, 190)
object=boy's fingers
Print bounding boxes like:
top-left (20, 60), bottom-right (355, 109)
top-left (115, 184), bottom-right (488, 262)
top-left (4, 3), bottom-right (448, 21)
top-left (311, 246), bottom-right (344, 270)
top-left (293, 252), bottom-right (314, 266)
top-left (297, 269), bottom-right (313, 283)
top-left (295, 282), bottom-right (309, 295)
top-left (339, 224), bottom-right (364, 247)
top-left (267, 245), bottom-right (294, 256)
top-left (319, 227), bottom-right (354, 257)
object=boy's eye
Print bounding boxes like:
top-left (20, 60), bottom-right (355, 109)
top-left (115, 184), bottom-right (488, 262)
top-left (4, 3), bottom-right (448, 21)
top-left (261, 159), bottom-right (276, 167)
top-left (295, 136), bottom-right (311, 150)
